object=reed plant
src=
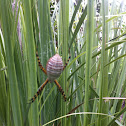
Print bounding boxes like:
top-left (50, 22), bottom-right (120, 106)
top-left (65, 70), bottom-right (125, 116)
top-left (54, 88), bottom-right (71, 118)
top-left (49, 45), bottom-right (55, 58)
top-left (0, 0), bottom-right (126, 126)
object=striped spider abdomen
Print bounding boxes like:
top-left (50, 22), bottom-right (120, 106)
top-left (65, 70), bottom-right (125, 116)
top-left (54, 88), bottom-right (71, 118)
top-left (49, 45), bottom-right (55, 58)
top-left (46, 54), bottom-right (63, 82)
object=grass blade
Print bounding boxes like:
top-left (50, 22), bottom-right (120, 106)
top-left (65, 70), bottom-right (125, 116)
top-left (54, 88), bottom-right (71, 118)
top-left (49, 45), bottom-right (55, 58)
top-left (0, 0), bottom-right (23, 125)
top-left (84, 0), bottom-right (94, 125)
top-left (23, 0), bottom-right (38, 125)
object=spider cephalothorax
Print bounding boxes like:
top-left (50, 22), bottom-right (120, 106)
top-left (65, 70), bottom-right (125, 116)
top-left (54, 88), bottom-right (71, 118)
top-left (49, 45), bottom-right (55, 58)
top-left (29, 50), bottom-right (70, 103)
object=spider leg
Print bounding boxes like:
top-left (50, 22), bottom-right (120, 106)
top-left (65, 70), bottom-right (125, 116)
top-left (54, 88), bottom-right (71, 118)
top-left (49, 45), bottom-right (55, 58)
top-left (36, 51), bottom-right (47, 75)
top-left (63, 54), bottom-right (71, 70)
top-left (54, 80), bottom-right (67, 101)
top-left (29, 79), bottom-right (49, 103)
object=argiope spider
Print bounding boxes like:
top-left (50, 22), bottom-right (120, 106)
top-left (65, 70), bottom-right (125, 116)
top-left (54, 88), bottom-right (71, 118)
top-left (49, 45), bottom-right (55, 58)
top-left (29, 48), bottom-right (71, 103)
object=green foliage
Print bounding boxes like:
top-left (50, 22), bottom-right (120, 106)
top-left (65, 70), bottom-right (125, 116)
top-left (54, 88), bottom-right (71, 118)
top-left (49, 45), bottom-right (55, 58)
top-left (0, 0), bottom-right (126, 126)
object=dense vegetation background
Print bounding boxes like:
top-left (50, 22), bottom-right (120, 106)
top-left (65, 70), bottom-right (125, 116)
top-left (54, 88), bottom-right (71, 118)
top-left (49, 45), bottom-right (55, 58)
top-left (0, 0), bottom-right (126, 126)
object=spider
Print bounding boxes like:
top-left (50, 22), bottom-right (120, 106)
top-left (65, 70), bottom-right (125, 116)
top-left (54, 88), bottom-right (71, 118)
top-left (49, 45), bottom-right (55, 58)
top-left (29, 49), bottom-right (71, 103)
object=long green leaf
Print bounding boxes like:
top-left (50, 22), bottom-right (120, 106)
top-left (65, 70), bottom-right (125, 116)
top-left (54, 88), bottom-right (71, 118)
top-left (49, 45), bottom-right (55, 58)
top-left (23, 0), bottom-right (38, 125)
top-left (0, 0), bottom-right (23, 126)
top-left (98, 0), bottom-right (106, 125)
top-left (69, 5), bottom-right (87, 48)
top-left (84, 0), bottom-right (94, 125)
